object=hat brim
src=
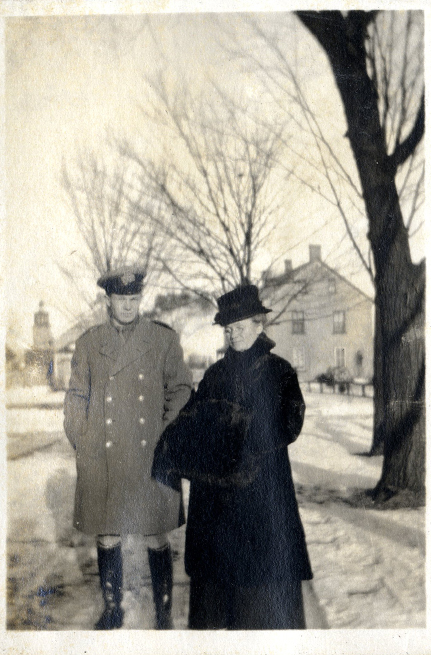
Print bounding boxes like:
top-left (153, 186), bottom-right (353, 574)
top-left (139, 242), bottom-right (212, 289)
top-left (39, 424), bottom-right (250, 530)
top-left (214, 307), bottom-right (272, 327)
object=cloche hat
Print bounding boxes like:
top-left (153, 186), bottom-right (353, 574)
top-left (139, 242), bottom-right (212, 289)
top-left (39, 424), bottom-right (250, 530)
top-left (214, 285), bottom-right (272, 326)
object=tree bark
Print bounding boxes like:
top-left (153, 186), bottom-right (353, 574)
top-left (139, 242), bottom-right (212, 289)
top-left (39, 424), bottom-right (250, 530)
top-left (374, 259), bottom-right (425, 500)
top-left (296, 11), bottom-right (425, 502)
top-left (370, 302), bottom-right (384, 456)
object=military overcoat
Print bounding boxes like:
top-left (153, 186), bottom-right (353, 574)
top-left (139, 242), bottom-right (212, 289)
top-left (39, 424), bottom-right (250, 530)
top-left (64, 317), bottom-right (192, 535)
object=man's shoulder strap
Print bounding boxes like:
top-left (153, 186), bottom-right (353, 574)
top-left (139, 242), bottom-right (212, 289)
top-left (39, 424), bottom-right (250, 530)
top-left (151, 320), bottom-right (174, 331)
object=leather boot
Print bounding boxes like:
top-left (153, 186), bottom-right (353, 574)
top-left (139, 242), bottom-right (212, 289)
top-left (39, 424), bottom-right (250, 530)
top-left (148, 544), bottom-right (173, 629)
top-left (94, 543), bottom-right (124, 630)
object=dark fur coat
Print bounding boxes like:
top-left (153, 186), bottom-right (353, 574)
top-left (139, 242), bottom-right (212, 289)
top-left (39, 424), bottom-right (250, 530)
top-left (152, 333), bottom-right (313, 586)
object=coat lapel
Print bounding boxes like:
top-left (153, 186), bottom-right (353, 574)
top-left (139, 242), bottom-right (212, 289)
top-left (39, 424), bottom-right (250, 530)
top-left (99, 327), bottom-right (119, 361)
top-left (106, 318), bottom-right (152, 376)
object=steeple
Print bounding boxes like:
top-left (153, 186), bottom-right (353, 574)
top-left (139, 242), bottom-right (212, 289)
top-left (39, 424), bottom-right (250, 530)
top-left (33, 301), bottom-right (53, 350)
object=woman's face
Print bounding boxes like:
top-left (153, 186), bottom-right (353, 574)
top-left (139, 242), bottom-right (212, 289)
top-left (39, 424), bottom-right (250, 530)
top-left (224, 317), bottom-right (262, 352)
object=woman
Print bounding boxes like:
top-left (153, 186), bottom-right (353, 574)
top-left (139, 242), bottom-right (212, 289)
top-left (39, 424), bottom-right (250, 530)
top-left (152, 285), bottom-right (313, 629)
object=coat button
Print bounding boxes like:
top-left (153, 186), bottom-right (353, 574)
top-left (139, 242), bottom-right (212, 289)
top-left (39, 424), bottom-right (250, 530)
top-left (106, 396), bottom-right (112, 403)
top-left (106, 441), bottom-right (113, 448)
top-left (106, 418), bottom-right (112, 425)
top-left (138, 395), bottom-right (144, 401)
top-left (139, 418), bottom-right (145, 425)
top-left (141, 439), bottom-right (147, 447)
top-left (138, 374), bottom-right (144, 380)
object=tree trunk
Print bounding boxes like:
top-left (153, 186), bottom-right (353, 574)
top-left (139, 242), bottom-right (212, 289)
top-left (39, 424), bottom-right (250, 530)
top-left (373, 259), bottom-right (425, 500)
top-left (296, 11), bottom-right (425, 503)
top-left (370, 303), bottom-right (384, 456)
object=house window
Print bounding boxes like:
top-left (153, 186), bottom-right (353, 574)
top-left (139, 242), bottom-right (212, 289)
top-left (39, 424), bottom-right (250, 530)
top-left (328, 279), bottom-right (336, 294)
top-left (292, 347), bottom-right (306, 370)
top-left (333, 311), bottom-right (346, 334)
top-left (292, 311), bottom-right (305, 334)
top-left (335, 347), bottom-right (346, 368)
top-left (355, 350), bottom-right (364, 376)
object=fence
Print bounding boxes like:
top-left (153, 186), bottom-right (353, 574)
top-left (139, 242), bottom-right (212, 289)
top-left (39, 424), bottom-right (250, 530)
top-left (305, 380), bottom-right (374, 398)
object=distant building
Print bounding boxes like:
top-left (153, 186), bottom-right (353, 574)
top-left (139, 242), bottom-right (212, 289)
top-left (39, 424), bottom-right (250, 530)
top-left (51, 249), bottom-right (372, 390)
top-left (5, 345), bottom-right (24, 387)
top-left (52, 326), bottom-right (79, 391)
top-left (24, 301), bottom-right (54, 386)
top-left (52, 291), bottom-right (223, 390)
top-left (263, 245), bottom-right (374, 383)
top-left (149, 292), bottom-right (223, 387)
top-left (33, 301), bottom-right (54, 350)
top-left (52, 294), bottom-right (106, 390)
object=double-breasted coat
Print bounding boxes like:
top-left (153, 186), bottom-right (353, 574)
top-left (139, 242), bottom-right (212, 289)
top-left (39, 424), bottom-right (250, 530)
top-left (153, 333), bottom-right (313, 589)
top-left (64, 317), bottom-right (192, 536)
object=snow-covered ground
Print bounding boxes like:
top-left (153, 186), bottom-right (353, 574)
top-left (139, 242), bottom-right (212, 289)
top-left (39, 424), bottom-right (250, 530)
top-left (6, 385), bottom-right (65, 407)
top-left (6, 386), bottom-right (425, 631)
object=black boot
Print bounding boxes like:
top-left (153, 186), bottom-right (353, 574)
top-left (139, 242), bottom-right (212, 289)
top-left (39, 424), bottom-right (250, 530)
top-left (148, 545), bottom-right (173, 629)
top-left (94, 543), bottom-right (124, 630)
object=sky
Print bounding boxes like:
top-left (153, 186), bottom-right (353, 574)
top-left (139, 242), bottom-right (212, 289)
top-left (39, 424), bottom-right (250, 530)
top-left (3, 7), bottom-right (426, 351)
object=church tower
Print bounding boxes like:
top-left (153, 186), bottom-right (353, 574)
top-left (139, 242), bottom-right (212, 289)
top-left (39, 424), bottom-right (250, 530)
top-left (32, 301), bottom-right (54, 351)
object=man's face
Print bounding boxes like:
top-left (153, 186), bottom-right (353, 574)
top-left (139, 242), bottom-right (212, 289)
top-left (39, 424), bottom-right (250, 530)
top-left (108, 293), bottom-right (141, 325)
top-left (224, 317), bottom-right (262, 352)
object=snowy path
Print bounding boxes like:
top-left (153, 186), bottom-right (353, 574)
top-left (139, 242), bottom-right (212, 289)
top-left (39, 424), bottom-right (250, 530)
top-left (6, 387), bottom-right (425, 630)
top-left (290, 393), bottom-right (425, 629)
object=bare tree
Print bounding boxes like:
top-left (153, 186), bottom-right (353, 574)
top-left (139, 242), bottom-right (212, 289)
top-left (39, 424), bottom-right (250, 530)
top-left (119, 77), bottom-right (297, 305)
top-left (363, 12), bottom-right (424, 456)
top-left (223, 11), bottom-right (425, 503)
top-left (226, 12), bottom-right (423, 277)
top-left (293, 11), bottom-right (425, 505)
top-left (60, 149), bottom-right (169, 314)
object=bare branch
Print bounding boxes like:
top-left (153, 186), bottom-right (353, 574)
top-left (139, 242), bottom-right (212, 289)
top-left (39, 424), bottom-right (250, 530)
top-left (60, 147), bottom-right (169, 301)
top-left (388, 94), bottom-right (424, 172)
top-left (119, 78), bottom-right (289, 295)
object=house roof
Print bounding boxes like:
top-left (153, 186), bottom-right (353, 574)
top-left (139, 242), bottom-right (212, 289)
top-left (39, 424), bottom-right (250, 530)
top-left (55, 324), bottom-right (85, 352)
top-left (55, 302), bottom-right (106, 352)
top-left (264, 258), bottom-right (374, 303)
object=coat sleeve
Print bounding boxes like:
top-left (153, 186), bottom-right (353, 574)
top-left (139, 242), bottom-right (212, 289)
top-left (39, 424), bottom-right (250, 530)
top-left (245, 362), bottom-right (306, 455)
top-left (162, 331), bottom-right (193, 427)
top-left (63, 336), bottom-right (91, 449)
top-left (279, 366), bottom-right (306, 445)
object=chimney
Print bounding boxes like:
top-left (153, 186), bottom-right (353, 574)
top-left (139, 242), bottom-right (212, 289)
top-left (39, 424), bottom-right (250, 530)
top-left (284, 260), bottom-right (292, 274)
top-left (309, 245), bottom-right (321, 263)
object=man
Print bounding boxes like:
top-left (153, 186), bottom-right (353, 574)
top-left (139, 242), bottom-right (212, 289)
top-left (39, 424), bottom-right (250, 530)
top-left (64, 267), bottom-right (192, 630)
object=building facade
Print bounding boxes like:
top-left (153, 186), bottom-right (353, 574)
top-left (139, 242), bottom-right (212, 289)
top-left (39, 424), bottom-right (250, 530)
top-left (24, 301), bottom-right (54, 386)
top-left (52, 295), bottom-right (107, 390)
top-left (52, 249), bottom-right (374, 389)
top-left (263, 246), bottom-right (374, 383)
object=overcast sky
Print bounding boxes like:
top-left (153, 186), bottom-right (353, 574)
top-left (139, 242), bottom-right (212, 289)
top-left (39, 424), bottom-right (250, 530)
top-left (4, 7), bottom-right (425, 350)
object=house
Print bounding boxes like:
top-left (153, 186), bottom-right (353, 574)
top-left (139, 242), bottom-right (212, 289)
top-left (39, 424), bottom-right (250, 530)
top-left (51, 246), bottom-right (373, 389)
top-left (262, 245), bottom-right (374, 383)
top-left (149, 292), bottom-right (224, 387)
top-left (51, 295), bottom-right (107, 390)
top-left (5, 345), bottom-right (24, 387)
